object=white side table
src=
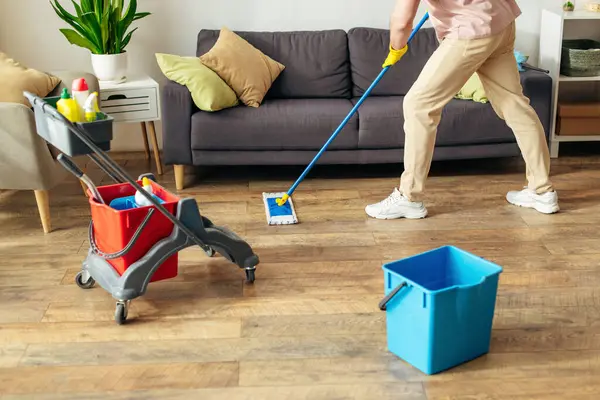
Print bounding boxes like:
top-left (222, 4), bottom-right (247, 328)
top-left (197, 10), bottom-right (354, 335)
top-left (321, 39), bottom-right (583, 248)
top-left (99, 75), bottom-right (163, 174)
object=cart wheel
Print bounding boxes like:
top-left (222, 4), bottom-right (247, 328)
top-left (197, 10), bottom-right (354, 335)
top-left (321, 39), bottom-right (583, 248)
top-left (115, 302), bottom-right (128, 325)
top-left (203, 246), bottom-right (215, 258)
top-left (245, 268), bottom-right (256, 284)
top-left (75, 271), bottom-right (95, 289)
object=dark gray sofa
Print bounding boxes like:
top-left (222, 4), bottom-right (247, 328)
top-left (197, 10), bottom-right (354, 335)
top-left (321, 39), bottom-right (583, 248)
top-left (162, 27), bottom-right (552, 189)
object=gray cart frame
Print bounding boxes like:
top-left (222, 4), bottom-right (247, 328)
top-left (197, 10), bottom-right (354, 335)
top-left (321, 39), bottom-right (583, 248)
top-left (24, 92), bottom-right (259, 324)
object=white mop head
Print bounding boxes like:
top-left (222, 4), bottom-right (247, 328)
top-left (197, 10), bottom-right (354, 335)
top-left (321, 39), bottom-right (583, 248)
top-left (262, 192), bottom-right (298, 225)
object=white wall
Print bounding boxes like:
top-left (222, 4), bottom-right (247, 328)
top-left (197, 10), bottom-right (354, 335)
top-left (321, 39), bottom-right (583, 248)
top-left (0, 0), bottom-right (551, 151)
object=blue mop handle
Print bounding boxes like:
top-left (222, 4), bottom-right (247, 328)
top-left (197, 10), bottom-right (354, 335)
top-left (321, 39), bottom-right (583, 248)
top-left (281, 12), bottom-right (430, 201)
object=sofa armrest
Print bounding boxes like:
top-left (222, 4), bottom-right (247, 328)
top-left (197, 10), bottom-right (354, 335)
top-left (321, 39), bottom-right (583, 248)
top-left (161, 80), bottom-right (197, 165)
top-left (0, 103), bottom-right (67, 190)
top-left (520, 70), bottom-right (553, 139)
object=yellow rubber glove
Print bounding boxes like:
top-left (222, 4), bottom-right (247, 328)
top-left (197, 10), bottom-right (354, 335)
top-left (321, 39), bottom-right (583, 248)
top-left (382, 45), bottom-right (408, 68)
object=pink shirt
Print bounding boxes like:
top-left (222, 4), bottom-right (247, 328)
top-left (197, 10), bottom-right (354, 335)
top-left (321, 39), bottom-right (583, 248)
top-left (424, 0), bottom-right (522, 40)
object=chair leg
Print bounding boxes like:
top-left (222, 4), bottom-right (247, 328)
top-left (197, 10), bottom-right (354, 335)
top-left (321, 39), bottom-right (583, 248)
top-left (34, 189), bottom-right (51, 233)
top-left (174, 165), bottom-right (185, 191)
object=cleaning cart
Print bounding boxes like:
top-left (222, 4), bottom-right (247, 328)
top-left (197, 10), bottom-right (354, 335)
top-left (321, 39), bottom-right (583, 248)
top-left (24, 91), bottom-right (260, 325)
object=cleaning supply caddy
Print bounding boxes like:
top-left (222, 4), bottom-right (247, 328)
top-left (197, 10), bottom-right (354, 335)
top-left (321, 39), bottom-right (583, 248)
top-left (24, 91), bottom-right (260, 325)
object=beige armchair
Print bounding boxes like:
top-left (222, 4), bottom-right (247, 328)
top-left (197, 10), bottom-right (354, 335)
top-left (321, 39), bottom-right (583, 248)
top-left (0, 71), bottom-right (99, 233)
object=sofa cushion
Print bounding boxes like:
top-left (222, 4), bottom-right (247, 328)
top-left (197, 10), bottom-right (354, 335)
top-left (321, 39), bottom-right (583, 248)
top-left (348, 27), bottom-right (439, 97)
top-left (354, 96), bottom-right (405, 149)
top-left (437, 100), bottom-right (515, 146)
top-left (155, 53), bottom-right (238, 112)
top-left (191, 98), bottom-right (358, 151)
top-left (354, 97), bottom-right (515, 149)
top-left (197, 29), bottom-right (351, 99)
top-left (199, 28), bottom-right (285, 108)
top-left (0, 52), bottom-right (61, 106)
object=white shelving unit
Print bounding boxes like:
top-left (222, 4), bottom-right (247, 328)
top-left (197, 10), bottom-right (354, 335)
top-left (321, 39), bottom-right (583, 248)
top-left (539, 7), bottom-right (600, 157)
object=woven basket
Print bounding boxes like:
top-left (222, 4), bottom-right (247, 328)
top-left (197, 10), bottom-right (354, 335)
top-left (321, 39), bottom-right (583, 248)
top-left (586, 2), bottom-right (600, 12)
top-left (561, 39), bottom-right (600, 76)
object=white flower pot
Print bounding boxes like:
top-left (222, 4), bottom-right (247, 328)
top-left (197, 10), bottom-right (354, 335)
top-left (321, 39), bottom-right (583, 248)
top-left (91, 53), bottom-right (128, 84)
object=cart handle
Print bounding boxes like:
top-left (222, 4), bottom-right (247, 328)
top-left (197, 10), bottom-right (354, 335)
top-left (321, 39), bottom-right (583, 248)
top-left (24, 91), bottom-right (70, 123)
top-left (378, 282), bottom-right (407, 311)
top-left (88, 208), bottom-right (155, 260)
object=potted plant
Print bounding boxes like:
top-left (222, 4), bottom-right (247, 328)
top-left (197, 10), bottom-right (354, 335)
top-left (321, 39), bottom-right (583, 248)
top-left (51, 0), bottom-right (151, 83)
top-left (563, 1), bottom-right (575, 11)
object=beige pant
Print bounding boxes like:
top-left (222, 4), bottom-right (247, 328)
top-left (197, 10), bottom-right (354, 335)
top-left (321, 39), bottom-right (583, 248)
top-left (399, 22), bottom-right (553, 201)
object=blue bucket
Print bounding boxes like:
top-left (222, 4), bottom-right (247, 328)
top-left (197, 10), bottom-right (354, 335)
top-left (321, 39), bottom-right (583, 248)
top-left (379, 245), bottom-right (502, 375)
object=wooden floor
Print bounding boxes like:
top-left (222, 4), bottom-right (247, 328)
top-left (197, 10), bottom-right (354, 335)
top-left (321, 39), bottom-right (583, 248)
top-left (1, 150), bottom-right (600, 399)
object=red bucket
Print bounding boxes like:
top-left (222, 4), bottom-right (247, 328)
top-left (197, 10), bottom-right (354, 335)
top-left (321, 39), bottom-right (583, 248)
top-left (88, 180), bottom-right (179, 282)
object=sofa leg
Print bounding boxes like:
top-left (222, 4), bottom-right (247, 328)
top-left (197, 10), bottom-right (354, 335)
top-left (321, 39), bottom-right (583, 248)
top-left (34, 189), bottom-right (51, 234)
top-left (174, 165), bottom-right (185, 190)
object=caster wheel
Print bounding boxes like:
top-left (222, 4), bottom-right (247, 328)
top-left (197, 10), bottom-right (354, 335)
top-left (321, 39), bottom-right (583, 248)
top-left (75, 271), bottom-right (95, 289)
top-left (115, 302), bottom-right (128, 325)
top-left (203, 246), bottom-right (215, 258)
top-left (245, 268), bottom-right (256, 284)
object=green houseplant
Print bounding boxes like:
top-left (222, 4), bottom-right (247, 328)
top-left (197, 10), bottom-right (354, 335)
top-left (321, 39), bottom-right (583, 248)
top-left (51, 0), bottom-right (151, 83)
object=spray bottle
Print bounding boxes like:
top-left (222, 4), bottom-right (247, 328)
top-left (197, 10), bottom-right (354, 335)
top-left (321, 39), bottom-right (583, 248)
top-left (83, 92), bottom-right (100, 122)
top-left (134, 177), bottom-right (155, 207)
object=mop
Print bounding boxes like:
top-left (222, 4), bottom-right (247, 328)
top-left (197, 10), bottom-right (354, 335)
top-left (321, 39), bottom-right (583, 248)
top-left (263, 12), bottom-right (430, 225)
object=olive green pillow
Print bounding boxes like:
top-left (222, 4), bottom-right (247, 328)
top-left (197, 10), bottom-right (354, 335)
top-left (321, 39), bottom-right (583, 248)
top-left (455, 72), bottom-right (488, 104)
top-left (155, 53), bottom-right (238, 112)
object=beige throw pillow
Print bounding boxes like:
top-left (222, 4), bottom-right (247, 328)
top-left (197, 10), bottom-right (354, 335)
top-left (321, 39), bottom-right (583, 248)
top-left (200, 27), bottom-right (285, 107)
top-left (0, 53), bottom-right (61, 106)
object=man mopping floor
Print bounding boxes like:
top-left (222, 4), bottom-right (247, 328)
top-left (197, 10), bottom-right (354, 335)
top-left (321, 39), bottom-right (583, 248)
top-left (365, 0), bottom-right (560, 220)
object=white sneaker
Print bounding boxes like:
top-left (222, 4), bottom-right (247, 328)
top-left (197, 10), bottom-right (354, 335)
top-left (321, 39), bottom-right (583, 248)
top-left (506, 187), bottom-right (559, 214)
top-left (365, 188), bottom-right (428, 219)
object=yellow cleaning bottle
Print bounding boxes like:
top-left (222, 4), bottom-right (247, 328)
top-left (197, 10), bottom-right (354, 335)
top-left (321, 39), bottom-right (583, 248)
top-left (56, 88), bottom-right (80, 122)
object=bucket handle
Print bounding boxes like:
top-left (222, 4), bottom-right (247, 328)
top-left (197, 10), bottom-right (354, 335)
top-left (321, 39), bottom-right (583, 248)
top-left (378, 282), bottom-right (407, 311)
top-left (89, 208), bottom-right (154, 259)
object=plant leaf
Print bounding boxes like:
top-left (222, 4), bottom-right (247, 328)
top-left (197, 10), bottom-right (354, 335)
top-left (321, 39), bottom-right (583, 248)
top-left (111, 5), bottom-right (121, 54)
top-left (94, 0), bottom-right (102, 21)
top-left (120, 0), bottom-right (137, 32)
top-left (81, 11), bottom-right (105, 52)
top-left (115, 0), bottom-right (124, 19)
top-left (80, 0), bottom-right (94, 13)
top-left (116, 0), bottom-right (138, 52)
top-left (50, 2), bottom-right (77, 27)
top-left (120, 27), bottom-right (137, 51)
top-left (59, 28), bottom-right (101, 53)
top-left (70, 0), bottom-right (84, 18)
top-left (50, 0), bottom-right (78, 23)
top-left (66, 1), bottom-right (104, 50)
top-left (133, 12), bottom-right (151, 21)
top-left (51, 1), bottom-right (94, 43)
top-left (101, 7), bottom-right (110, 51)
